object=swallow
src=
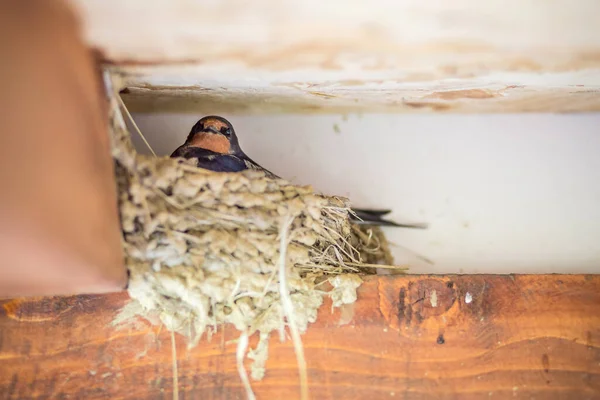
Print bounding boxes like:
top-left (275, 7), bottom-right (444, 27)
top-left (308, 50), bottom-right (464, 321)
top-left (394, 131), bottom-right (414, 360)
top-left (171, 116), bottom-right (427, 229)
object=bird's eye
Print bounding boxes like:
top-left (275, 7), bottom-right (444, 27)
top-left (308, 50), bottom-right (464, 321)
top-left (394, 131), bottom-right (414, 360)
top-left (220, 127), bottom-right (231, 136)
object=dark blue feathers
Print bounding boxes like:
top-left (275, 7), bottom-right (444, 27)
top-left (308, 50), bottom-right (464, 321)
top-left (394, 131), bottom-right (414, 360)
top-left (171, 146), bottom-right (248, 173)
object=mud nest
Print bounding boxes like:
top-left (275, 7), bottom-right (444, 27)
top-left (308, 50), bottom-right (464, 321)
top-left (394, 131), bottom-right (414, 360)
top-left (107, 74), bottom-right (397, 393)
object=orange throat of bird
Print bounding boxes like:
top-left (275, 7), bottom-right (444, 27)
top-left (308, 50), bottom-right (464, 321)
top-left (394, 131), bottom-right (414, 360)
top-left (189, 133), bottom-right (231, 154)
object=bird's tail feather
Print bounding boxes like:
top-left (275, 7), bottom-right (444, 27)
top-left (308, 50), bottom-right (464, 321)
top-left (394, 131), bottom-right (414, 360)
top-left (350, 208), bottom-right (428, 229)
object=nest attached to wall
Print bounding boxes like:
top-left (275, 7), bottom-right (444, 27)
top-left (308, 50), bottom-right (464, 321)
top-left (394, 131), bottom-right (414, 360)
top-left (107, 73), bottom-right (398, 397)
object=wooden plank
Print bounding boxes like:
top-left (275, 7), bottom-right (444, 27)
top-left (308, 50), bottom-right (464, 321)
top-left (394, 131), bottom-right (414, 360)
top-left (69, 0), bottom-right (600, 113)
top-left (117, 76), bottom-right (600, 114)
top-left (0, 0), bottom-right (126, 296)
top-left (1, 275), bottom-right (599, 399)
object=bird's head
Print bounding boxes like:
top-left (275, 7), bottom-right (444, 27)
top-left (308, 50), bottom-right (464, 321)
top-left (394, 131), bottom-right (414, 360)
top-left (185, 116), bottom-right (241, 154)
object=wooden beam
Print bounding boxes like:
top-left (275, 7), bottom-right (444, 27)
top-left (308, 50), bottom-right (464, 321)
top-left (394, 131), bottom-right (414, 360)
top-left (70, 0), bottom-right (600, 113)
top-left (1, 275), bottom-right (599, 399)
top-left (117, 76), bottom-right (600, 114)
top-left (0, 0), bottom-right (126, 296)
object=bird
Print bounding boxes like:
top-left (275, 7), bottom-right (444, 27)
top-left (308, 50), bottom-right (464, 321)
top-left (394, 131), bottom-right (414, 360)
top-left (170, 116), bottom-right (427, 229)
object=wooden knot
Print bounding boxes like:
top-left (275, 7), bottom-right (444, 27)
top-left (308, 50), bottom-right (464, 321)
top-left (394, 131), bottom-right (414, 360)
top-left (408, 279), bottom-right (456, 320)
top-left (379, 278), bottom-right (456, 331)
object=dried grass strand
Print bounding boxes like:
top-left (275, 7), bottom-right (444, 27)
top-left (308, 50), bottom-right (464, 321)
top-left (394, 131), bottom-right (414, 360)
top-left (171, 330), bottom-right (179, 400)
top-left (118, 94), bottom-right (156, 157)
top-left (278, 216), bottom-right (309, 400)
top-left (236, 332), bottom-right (256, 400)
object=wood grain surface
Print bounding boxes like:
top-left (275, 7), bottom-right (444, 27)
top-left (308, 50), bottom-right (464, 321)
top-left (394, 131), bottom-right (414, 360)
top-left (1, 275), bottom-right (599, 399)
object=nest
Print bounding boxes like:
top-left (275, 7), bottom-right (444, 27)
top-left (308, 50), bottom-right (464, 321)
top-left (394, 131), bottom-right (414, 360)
top-left (107, 73), bottom-right (397, 397)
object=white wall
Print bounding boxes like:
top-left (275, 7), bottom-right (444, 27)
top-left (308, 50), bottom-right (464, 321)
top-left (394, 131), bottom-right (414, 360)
top-left (131, 113), bottom-right (600, 274)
